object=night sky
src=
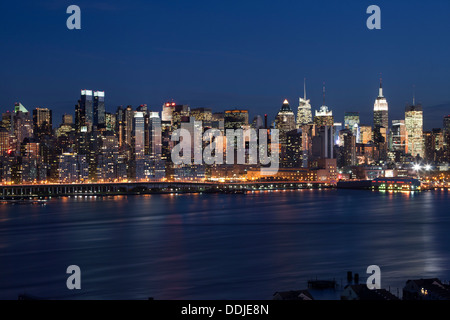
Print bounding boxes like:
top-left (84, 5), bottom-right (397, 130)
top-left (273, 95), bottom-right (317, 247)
top-left (1, 0), bottom-right (449, 129)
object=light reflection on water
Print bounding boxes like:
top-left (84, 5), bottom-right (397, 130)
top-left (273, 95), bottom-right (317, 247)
top-left (0, 189), bottom-right (449, 300)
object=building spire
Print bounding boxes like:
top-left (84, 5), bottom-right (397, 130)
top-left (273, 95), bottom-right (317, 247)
top-left (322, 82), bottom-right (326, 106)
top-left (379, 73), bottom-right (383, 97)
top-left (412, 84), bottom-right (416, 106)
top-left (303, 78), bottom-right (307, 100)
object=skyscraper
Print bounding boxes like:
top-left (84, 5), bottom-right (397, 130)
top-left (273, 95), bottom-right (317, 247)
top-left (76, 90), bottom-right (93, 132)
top-left (405, 104), bottom-right (424, 158)
top-left (224, 109), bottom-right (249, 130)
top-left (162, 102), bottom-right (176, 123)
top-left (93, 91), bottom-right (106, 129)
top-left (133, 112), bottom-right (145, 160)
top-left (275, 100), bottom-right (297, 165)
top-left (149, 112), bottom-right (162, 159)
top-left (275, 99), bottom-right (296, 135)
top-left (337, 129), bottom-right (356, 167)
top-left (359, 125), bottom-right (373, 144)
top-left (123, 105), bottom-right (134, 147)
top-left (314, 106), bottom-right (334, 127)
top-left (444, 115), bottom-right (450, 162)
top-left (344, 112), bottom-right (360, 141)
top-left (296, 79), bottom-right (312, 127)
top-left (391, 120), bottom-right (406, 153)
top-left (14, 103), bottom-right (33, 148)
top-left (373, 78), bottom-right (389, 131)
top-left (314, 84), bottom-right (334, 127)
top-left (33, 108), bottom-right (52, 138)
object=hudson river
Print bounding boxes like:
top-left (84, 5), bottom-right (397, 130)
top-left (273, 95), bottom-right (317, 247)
top-left (0, 189), bottom-right (449, 299)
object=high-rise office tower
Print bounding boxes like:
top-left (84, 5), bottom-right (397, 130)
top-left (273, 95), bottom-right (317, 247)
top-left (391, 120), bottom-right (406, 153)
top-left (0, 127), bottom-right (10, 155)
top-left (359, 126), bottom-right (373, 144)
top-left (56, 114), bottom-right (75, 138)
top-left (191, 108), bottom-right (212, 123)
top-left (123, 105), bottom-right (134, 147)
top-left (373, 125), bottom-right (388, 161)
top-left (314, 84), bottom-right (334, 127)
top-left (444, 115), bottom-right (450, 162)
top-left (105, 113), bottom-right (116, 131)
top-left (296, 79), bottom-right (312, 127)
top-left (1, 111), bottom-right (13, 134)
top-left (33, 108), bottom-right (52, 138)
top-left (311, 125), bottom-right (334, 160)
top-left (14, 103), bottom-right (33, 147)
top-left (172, 105), bottom-right (191, 130)
top-left (405, 104), bottom-right (424, 158)
top-left (149, 112), bottom-right (162, 159)
top-left (337, 128), bottom-right (356, 167)
top-left (134, 112), bottom-right (145, 160)
top-left (93, 91), bottom-right (106, 130)
top-left (333, 123), bottom-right (343, 146)
top-left (283, 129), bottom-right (304, 168)
top-left (431, 128), bottom-right (445, 163)
top-left (115, 106), bottom-right (124, 146)
top-left (275, 99), bottom-right (296, 135)
top-left (162, 102), bottom-right (176, 123)
top-left (423, 131), bottom-right (435, 163)
top-left (224, 109), bottom-right (249, 130)
top-left (314, 106), bottom-right (334, 127)
top-left (275, 100), bottom-right (297, 164)
top-left (76, 90), bottom-right (93, 132)
top-left (373, 78), bottom-right (389, 131)
top-left (344, 112), bottom-right (360, 140)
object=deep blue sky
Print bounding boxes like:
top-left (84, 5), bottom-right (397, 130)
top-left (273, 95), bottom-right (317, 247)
top-left (1, 0), bottom-right (449, 129)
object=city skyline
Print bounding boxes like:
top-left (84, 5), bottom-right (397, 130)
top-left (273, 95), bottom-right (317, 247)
top-left (2, 80), bottom-right (449, 131)
top-left (2, 1), bottom-right (450, 130)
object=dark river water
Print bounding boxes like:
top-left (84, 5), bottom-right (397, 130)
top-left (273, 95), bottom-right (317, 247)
top-left (0, 189), bottom-right (449, 300)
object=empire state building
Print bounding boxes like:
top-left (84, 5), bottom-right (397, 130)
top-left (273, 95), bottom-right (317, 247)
top-left (373, 78), bottom-right (389, 131)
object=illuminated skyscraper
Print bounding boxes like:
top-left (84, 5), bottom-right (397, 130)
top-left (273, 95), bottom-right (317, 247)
top-left (224, 109), bottom-right (249, 129)
top-left (373, 78), bottom-right (389, 131)
top-left (405, 104), bottom-right (424, 158)
top-left (124, 105), bottom-right (134, 147)
top-left (56, 114), bottom-right (74, 138)
top-left (344, 112), bottom-right (360, 140)
top-left (314, 84), bottom-right (334, 127)
top-left (391, 120), bottom-right (406, 153)
top-left (314, 106), bottom-right (334, 127)
top-left (76, 90), bottom-right (93, 132)
top-left (275, 99), bottom-right (296, 136)
top-left (134, 112), bottom-right (145, 160)
top-left (405, 105), bottom-right (424, 158)
top-left (93, 91), bottom-right (106, 129)
top-left (1, 111), bottom-right (13, 134)
top-left (149, 112), bottom-right (162, 159)
top-left (444, 115), bottom-right (450, 162)
top-left (172, 105), bottom-right (190, 130)
top-left (191, 108), bottom-right (212, 123)
top-left (105, 113), bottom-right (116, 132)
top-left (33, 108), bottom-right (52, 138)
top-left (337, 129), bottom-right (356, 167)
top-left (359, 125), bottom-right (373, 144)
top-left (296, 79), bottom-right (312, 127)
top-left (134, 112), bottom-right (145, 180)
top-left (276, 100), bottom-right (297, 164)
top-left (162, 101), bottom-right (176, 123)
top-left (14, 103), bottom-right (33, 147)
